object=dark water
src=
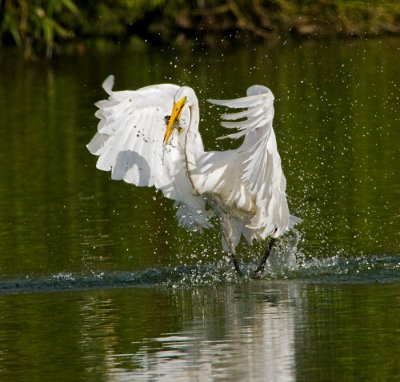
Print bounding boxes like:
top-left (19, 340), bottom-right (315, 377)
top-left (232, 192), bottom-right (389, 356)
top-left (0, 38), bottom-right (399, 381)
top-left (0, 282), bottom-right (399, 381)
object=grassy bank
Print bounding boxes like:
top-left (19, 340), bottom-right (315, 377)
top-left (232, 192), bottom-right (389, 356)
top-left (0, 0), bottom-right (399, 58)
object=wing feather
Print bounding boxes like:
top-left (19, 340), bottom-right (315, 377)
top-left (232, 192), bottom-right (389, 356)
top-left (208, 93), bottom-right (266, 108)
top-left (208, 85), bottom-right (293, 239)
top-left (220, 103), bottom-right (266, 120)
top-left (87, 76), bottom-right (212, 230)
top-left (88, 77), bottom-right (178, 188)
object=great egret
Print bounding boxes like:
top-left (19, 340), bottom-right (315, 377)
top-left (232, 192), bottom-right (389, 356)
top-left (87, 75), bottom-right (299, 276)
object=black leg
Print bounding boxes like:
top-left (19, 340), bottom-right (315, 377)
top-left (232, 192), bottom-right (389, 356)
top-left (230, 253), bottom-right (242, 276)
top-left (253, 237), bottom-right (277, 278)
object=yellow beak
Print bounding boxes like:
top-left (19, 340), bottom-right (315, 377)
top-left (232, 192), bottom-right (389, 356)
top-left (163, 96), bottom-right (187, 144)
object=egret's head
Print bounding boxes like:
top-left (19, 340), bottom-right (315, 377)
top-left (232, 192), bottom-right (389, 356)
top-left (163, 95), bottom-right (187, 144)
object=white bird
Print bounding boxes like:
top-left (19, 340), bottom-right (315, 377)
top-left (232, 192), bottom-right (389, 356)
top-left (87, 75), bottom-right (300, 276)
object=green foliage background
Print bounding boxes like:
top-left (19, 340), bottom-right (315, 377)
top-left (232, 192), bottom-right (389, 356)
top-left (0, 0), bottom-right (399, 58)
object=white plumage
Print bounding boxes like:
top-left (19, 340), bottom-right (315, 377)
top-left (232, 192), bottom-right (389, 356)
top-left (87, 75), bottom-right (299, 273)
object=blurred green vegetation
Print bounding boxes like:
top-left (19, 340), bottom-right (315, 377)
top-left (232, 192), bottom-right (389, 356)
top-left (0, 0), bottom-right (399, 58)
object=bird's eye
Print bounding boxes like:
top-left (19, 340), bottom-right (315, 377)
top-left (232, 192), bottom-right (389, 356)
top-left (164, 115), bottom-right (171, 125)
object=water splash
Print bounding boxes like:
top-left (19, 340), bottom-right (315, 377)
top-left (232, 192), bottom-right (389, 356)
top-left (0, 252), bottom-right (399, 295)
top-left (0, 230), bottom-right (397, 293)
top-left (292, 254), bottom-right (400, 283)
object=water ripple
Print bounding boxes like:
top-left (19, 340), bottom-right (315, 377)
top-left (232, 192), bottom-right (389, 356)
top-left (0, 254), bottom-right (399, 295)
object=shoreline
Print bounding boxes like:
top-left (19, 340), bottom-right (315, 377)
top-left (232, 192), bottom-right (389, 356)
top-left (1, 1), bottom-right (399, 59)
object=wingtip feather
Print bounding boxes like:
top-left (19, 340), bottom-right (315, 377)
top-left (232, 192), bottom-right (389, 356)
top-left (102, 75), bottom-right (115, 95)
top-left (246, 85), bottom-right (273, 98)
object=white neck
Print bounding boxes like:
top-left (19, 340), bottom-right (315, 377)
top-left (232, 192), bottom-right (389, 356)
top-left (184, 103), bottom-right (202, 194)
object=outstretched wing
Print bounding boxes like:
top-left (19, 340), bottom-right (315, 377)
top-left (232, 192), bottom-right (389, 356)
top-left (208, 86), bottom-right (291, 238)
top-left (87, 75), bottom-right (178, 189)
top-left (87, 76), bottom-right (212, 230)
